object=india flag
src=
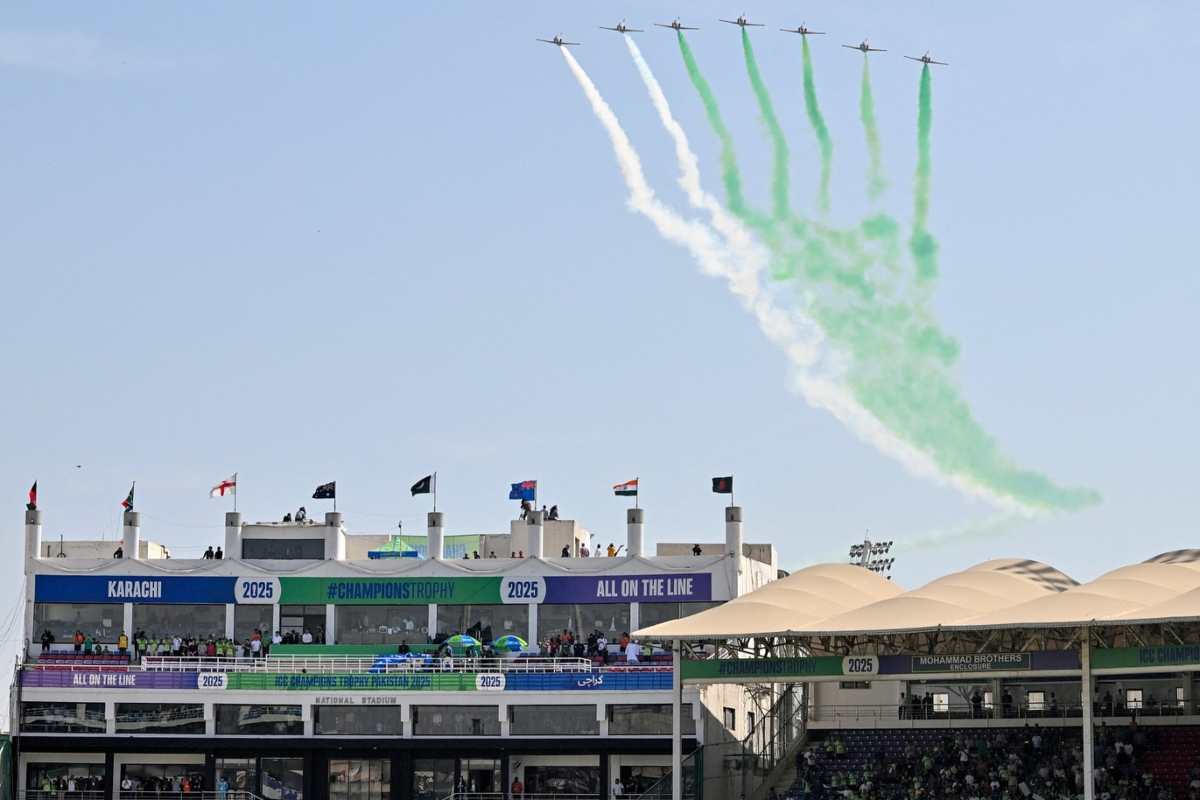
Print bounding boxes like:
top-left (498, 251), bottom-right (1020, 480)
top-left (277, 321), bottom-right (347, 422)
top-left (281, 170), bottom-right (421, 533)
top-left (612, 479), bottom-right (638, 497)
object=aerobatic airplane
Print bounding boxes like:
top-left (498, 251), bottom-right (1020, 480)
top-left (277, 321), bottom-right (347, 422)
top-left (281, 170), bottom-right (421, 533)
top-left (721, 14), bottom-right (764, 28)
top-left (843, 40), bottom-right (887, 53)
top-left (904, 52), bottom-right (948, 66)
top-left (780, 24), bottom-right (825, 36)
top-left (600, 20), bottom-right (643, 34)
top-left (654, 19), bottom-right (699, 31)
top-left (537, 34), bottom-right (580, 47)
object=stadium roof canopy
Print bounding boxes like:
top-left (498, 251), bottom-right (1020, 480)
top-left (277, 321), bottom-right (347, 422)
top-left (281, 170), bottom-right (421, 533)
top-left (634, 550), bottom-right (1200, 640)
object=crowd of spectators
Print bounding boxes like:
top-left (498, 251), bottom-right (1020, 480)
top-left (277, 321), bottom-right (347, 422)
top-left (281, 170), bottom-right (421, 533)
top-left (39, 626), bottom-right (327, 663)
top-left (540, 629), bottom-right (643, 663)
top-left (791, 722), bottom-right (1173, 800)
top-left (33, 775), bottom-right (105, 795)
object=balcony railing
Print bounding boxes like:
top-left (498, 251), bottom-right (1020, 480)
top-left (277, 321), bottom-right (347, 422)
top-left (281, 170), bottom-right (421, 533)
top-left (811, 701), bottom-right (1200, 723)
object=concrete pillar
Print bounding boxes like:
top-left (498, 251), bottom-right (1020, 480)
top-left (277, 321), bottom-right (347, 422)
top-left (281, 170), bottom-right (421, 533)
top-left (25, 509), bottom-right (43, 562)
top-left (122, 511), bottom-right (140, 560)
top-left (1082, 632), bottom-right (1094, 800)
top-left (324, 512), bottom-right (343, 560)
top-left (224, 512), bottom-right (242, 560)
top-left (324, 605), bottom-right (336, 644)
top-left (527, 511), bottom-right (544, 559)
top-left (725, 506), bottom-right (743, 594)
top-left (626, 508), bottom-right (644, 558)
top-left (427, 512), bottom-right (445, 560)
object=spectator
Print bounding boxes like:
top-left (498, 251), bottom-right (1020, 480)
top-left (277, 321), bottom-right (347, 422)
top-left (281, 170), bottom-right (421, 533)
top-left (203, 546), bottom-right (215, 559)
top-left (218, 777), bottom-right (229, 800)
top-left (580, 542), bottom-right (590, 557)
top-left (561, 545), bottom-right (571, 557)
top-left (692, 543), bottom-right (702, 556)
top-left (283, 513), bottom-right (292, 522)
top-left (295, 506), bottom-right (307, 522)
top-left (301, 629), bottom-right (314, 644)
top-left (519, 499), bottom-right (532, 520)
top-left (607, 543), bottom-right (617, 557)
top-left (489, 551), bottom-right (497, 558)
top-left (472, 550), bottom-right (481, 559)
top-left (612, 777), bottom-right (624, 799)
top-left (215, 546), bottom-right (223, 559)
top-left (117, 631), bottom-right (128, 656)
top-left (113, 546), bottom-right (124, 559)
top-left (511, 777), bottom-right (523, 797)
top-left (40, 629), bottom-right (54, 653)
top-left (548, 504), bottom-right (559, 520)
top-left (625, 639), bottom-right (642, 664)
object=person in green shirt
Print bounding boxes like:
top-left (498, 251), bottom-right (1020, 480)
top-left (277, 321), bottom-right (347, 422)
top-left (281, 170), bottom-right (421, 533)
top-left (83, 636), bottom-right (94, 655)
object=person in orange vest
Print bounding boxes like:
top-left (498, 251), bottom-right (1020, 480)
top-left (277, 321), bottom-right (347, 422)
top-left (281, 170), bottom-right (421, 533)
top-left (117, 632), bottom-right (129, 657)
top-left (73, 630), bottom-right (84, 654)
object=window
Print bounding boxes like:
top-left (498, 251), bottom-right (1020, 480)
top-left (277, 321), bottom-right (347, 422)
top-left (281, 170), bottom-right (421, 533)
top-left (315, 706), bottom-right (404, 736)
top-left (637, 602), bottom-right (721, 633)
top-left (21, 702), bottom-right (105, 733)
top-left (722, 707), bottom-right (736, 730)
top-left (509, 704), bottom-right (599, 735)
top-left (932, 693), bottom-right (949, 714)
top-left (1027, 691), bottom-right (1046, 712)
top-left (328, 759), bottom-right (390, 800)
top-left (261, 758), bottom-right (304, 800)
top-left (120, 764), bottom-right (206, 796)
top-left (280, 605), bottom-right (327, 640)
top-left (436, 604), bottom-right (529, 642)
top-left (839, 681), bottom-right (872, 689)
top-left (984, 691), bottom-right (994, 710)
top-left (132, 604), bottom-right (225, 639)
top-left (1126, 689), bottom-right (1144, 711)
top-left (33, 603), bottom-right (124, 643)
top-left (26, 764), bottom-right (105, 793)
top-left (524, 765), bottom-right (600, 795)
top-left (114, 703), bottom-right (205, 734)
top-left (748, 710), bottom-right (757, 736)
top-left (234, 605), bottom-right (273, 641)
top-left (608, 704), bottom-right (696, 736)
top-left (215, 705), bottom-right (303, 735)
top-left (537, 603), bottom-right (630, 642)
top-left (412, 705), bottom-right (500, 736)
top-left (242, 538), bottom-right (325, 559)
top-left (337, 606), bottom-right (428, 644)
top-left (1177, 686), bottom-right (1186, 709)
top-left (215, 759), bottom-right (257, 794)
top-left (413, 759), bottom-right (454, 800)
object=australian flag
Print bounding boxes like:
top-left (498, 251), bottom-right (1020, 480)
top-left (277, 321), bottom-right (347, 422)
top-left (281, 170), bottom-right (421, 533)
top-left (312, 481), bottom-right (336, 500)
top-left (508, 480), bottom-right (537, 501)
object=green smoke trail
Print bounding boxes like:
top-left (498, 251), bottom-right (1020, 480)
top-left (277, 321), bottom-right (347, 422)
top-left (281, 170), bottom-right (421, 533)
top-left (911, 64), bottom-right (938, 283)
top-left (800, 37), bottom-right (833, 214)
top-left (739, 28), bottom-right (790, 221)
top-left (859, 58), bottom-right (887, 199)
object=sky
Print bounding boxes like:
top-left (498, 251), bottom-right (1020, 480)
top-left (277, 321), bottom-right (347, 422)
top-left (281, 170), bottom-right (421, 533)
top-left (1, 1), bottom-right (1199, 687)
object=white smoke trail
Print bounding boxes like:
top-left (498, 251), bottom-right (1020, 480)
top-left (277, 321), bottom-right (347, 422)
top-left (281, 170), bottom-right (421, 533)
top-left (617, 40), bottom-right (1035, 513)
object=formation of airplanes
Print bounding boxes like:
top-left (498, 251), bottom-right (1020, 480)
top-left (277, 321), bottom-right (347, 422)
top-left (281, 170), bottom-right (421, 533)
top-left (539, 15), bottom-right (949, 67)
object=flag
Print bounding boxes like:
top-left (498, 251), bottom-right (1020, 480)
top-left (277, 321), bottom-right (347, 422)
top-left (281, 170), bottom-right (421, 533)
top-left (711, 476), bottom-right (733, 495)
top-left (312, 481), bottom-right (336, 500)
top-left (508, 480), bottom-right (537, 501)
top-left (210, 474), bottom-right (237, 498)
top-left (613, 479), bottom-right (639, 497)
top-left (27, 481), bottom-right (37, 511)
top-left (411, 475), bottom-right (434, 496)
top-left (121, 482), bottom-right (136, 510)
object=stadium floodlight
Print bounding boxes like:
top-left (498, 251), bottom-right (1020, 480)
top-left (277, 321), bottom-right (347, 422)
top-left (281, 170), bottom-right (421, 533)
top-left (848, 533), bottom-right (897, 578)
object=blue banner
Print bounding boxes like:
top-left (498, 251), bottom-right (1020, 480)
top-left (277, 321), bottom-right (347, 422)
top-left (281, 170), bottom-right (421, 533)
top-left (504, 671), bottom-right (672, 691)
top-left (543, 573), bottom-right (712, 604)
top-left (35, 574), bottom-right (237, 604)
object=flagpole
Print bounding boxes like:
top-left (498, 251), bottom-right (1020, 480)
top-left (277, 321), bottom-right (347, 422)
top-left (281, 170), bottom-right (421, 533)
top-left (635, 477), bottom-right (639, 510)
top-left (233, 472), bottom-right (238, 513)
top-left (433, 472), bottom-right (438, 513)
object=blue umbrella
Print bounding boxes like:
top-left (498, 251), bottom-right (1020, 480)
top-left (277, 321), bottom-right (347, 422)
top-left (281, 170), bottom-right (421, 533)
top-left (445, 634), bottom-right (481, 651)
top-left (492, 635), bottom-right (527, 653)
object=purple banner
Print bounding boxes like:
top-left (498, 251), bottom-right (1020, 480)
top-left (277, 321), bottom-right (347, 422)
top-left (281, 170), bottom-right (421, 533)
top-left (544, 573), bottom-right (712, 604)
top-left (22, 670), bottom-right (200, 689)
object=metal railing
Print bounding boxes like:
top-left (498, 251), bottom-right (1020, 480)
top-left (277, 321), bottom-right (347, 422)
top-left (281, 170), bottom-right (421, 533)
top-left (440, 794), bottom-right (600, 800)
top-left (812, 701), bottom-right (1200, 723)
top-left (23, 794), bottom-right (263, 800)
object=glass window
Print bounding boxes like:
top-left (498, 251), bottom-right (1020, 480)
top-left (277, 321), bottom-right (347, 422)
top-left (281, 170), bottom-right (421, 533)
top-left (637, 601), bottom-right (720, 633)
top-left (242, 538), bottom-right (325, 559)
top-left (1027, 691), bottom-right (1046, 712)
top-left (316, 705), bottom-right (404, 736)
top-left (216, 758), bottom-right (257, 793)
top-left (33, 603), bottom-right (124, 644)
top-left (1126, 689), bottom-right (1143, 710)
top-left (537, 603), bottom-right (630, 643)
top-left (280, 605), bottom-right (327, 640)
top-left (132, 604), bottom-right (225, 639)
top-left (412, 705), bottom-right (499, 736)
top-left (932, 693), bottom-right (950, 714)
top-left (509, 704), bottom-right (599, 736)
top-left (621, 765), bottom-right (669, 798)
top-left (261, 758), bottom-right (304, 800)
top-left (26, 763), bottom-right (105, 795)
top-left (413, 759), bottom-right (453, 800)
top-left (337, 606), bottom-right (428, 644)
top-left (524, 765), bottom-right (600, 795)
top-left (235, 605), bottom-right (273, 641)
top-left (114, 703), bottom-right (205, 734)
top-left (120, 764), bottom-right (207, 795)
top-left (608, 703), bottom-right (696, 735)
top-left (984, 691), bottom-right (994, 710)
top-left (21, 702), bottom-right (105, 733)
top-left (436, 604), bottom-right (528, 642)
top-left (215, 705), bottom-right (303, 735)
top-left (458, 759), bottom-right (501, 794)
top-left (722, 707), bottom-right (736, 730)
top-left (329, 759), bottom-right (390, 800)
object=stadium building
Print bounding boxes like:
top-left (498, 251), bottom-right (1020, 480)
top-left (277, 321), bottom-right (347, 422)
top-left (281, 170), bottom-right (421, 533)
top-left (12, 505), bottom-right (776, 800)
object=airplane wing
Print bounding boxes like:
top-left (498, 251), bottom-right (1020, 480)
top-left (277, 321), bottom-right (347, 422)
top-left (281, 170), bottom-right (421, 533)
top-left (841, 44), bottom-right (859, 49)
top-left (562, 41), bottom-right (580, 46)
top-left (747, 22), bottom-right (765, 27)
top-left (719, 19), bottom-right (738, 25)
top-left (867, 47), bottom-right (887, 52)
top-left (654, 23), bottom-right (674, 28)
top-left (599, 27), bottom-right (619, 31)
top-left (903, 55), bottom-right (920, 61)
top-left (537, 39), bottom-right (556, 44)
top-left (682, 25), bottom-right (699, 30)
top-left (931, 59), bottom-right (948, 65)
top-left (626, 28), bottom-right (644, 32)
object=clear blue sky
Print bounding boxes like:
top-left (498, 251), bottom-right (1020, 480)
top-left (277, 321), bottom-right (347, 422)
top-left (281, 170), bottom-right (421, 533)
top-left (1, 0), bottom-right (1198, 670)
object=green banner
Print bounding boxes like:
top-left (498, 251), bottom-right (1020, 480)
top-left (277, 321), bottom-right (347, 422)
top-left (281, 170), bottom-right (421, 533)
top-left (682, 656), bottom-right (844, 681)
top-left (912, 653), bottom-right (1031, 673)
top-left (278, 576), bottom-right (501, 605)
top-left (226, 672), bottom-right (477, 691)
top-left (1092, 646), bottom-right (1200, 670)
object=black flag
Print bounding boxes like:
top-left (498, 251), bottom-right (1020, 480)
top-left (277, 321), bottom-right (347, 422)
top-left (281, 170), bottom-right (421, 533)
top-left (711, 476), bottom-right (733, 495)
top-left (410, 475), bottom-right (433, 496)
top-left (312, 481), bottom-right (336, 500)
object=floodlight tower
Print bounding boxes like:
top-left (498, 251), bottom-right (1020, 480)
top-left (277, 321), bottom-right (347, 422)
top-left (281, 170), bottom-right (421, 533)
top-left (848, 533), bottom-right (896, 579)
